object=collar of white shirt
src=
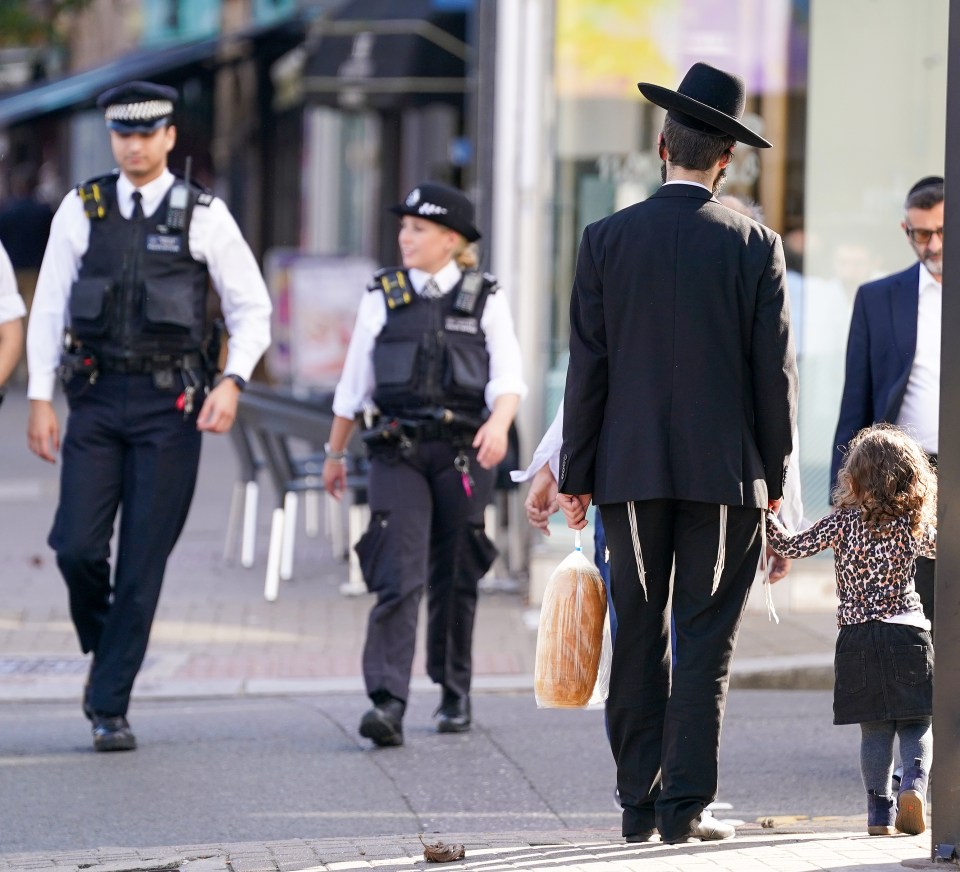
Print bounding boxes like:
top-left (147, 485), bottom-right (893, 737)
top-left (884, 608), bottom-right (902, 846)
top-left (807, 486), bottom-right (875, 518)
top-left (662, 179), bottom-right (712, 193)
top-left (116, 168), bottom-right (175, 220)
top-left (409, 260), bottom-right (462, 296)
top-left (918, 262), bottom-right (940, 296)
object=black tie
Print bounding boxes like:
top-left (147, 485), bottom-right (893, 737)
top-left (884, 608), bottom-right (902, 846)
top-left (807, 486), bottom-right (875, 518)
top-left (131, 191), bottom-right (144, 221)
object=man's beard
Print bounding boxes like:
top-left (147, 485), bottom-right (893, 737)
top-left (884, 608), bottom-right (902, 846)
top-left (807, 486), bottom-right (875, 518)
top-left (712, 168), bottom-right (728, 196)
top-left (923, 254), bottom-right (943, 277)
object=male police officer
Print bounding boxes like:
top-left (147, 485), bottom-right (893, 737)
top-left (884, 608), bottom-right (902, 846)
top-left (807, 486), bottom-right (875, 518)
top-left (26, 82), bottom-right (271, 751)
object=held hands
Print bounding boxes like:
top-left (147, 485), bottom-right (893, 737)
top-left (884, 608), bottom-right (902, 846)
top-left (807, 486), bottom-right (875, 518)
top-left (558, 492), bottom-right (592, 530)
top-left (196, 378), bottom-right (240, 433)
top-left (766, 549), bottom-right (792, 583)
top-left (524, 464), bottom-right (559, 535)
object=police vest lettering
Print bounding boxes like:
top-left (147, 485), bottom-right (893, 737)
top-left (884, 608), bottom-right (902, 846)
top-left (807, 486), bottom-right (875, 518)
top-left (370, 269), bottom-right (497, 417)
top-left (68, 172), bottom-right (211, 360)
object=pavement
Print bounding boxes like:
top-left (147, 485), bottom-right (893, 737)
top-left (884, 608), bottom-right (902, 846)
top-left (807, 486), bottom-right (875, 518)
top-left (0, 389), bottom-right (942, 871)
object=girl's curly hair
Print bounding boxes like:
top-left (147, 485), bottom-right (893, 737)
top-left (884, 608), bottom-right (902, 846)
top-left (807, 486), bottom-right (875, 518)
top-left (833, 423), bottom-right (937, 538)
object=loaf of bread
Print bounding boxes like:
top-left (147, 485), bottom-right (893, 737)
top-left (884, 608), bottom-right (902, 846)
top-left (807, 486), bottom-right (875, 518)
top-left (534, 548), bottom-right (608, 708)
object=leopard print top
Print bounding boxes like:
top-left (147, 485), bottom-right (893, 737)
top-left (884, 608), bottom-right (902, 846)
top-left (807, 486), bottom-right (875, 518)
top-left (766, 508), bottom-right (936, 627)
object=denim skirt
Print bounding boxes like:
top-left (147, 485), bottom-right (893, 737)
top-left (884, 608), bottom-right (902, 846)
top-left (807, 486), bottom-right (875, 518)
top-left (833, 620), bottom-right (933, 725)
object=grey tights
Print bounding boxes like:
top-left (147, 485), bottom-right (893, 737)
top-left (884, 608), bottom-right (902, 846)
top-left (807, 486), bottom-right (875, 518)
top-left (860, 717), bottom-right (932, 794)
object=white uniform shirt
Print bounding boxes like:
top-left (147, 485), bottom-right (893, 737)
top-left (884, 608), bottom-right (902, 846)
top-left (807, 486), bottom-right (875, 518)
top-left (331, 258), bottom-right (527, 419)
top-left (896, 263), bottom-right (940, 454)
top-left (26, 168), bottom-right (272, 401)
top-left (0, 241), bottom-right (27, 325)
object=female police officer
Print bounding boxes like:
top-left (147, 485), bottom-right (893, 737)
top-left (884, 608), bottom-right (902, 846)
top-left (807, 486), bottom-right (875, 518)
top-left (323, 182), bottom-right (525, 747)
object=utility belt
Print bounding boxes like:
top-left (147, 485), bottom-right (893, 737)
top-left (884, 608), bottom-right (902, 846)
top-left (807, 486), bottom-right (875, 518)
top-left (361, 408), bottom-right (486, 452)
top-left (98, 351), bottom-right (204, 375)
top-left (58, 344), bottom-right (207, 394)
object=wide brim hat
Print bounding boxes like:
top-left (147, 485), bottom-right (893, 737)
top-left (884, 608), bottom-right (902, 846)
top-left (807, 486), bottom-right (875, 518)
top-left (389, 181), bottom-right (481, 242)
top-left (638, 62), bottom-right (771, 149)
top-left (97, 81), bottom-right (178, 133)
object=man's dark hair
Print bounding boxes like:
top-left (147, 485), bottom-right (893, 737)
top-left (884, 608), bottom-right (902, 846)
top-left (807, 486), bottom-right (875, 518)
top-left (661, 115), bottom-right (736, 172)
top-left (904, 182), bottom-right (943, 211)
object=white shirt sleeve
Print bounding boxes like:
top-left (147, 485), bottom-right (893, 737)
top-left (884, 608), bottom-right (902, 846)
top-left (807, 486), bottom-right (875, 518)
top-left (0, 242), bottom-right (26, 324)
top-left (331, 289), bottom-right (386, 419)
top-left (480, 288), bottom-right (527, 407)
top-left (26, 191), bottom-right (89, 401)
top-left (188, 198), bottom-right (272, 381)
top-left (511, 399), bottom-right (563, 483)
top-left (778, 427), bottom-right (805, 530)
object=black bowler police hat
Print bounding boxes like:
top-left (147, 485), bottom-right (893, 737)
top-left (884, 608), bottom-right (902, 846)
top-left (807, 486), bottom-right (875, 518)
top-left (96, 81), bottom-right (178, 133)
top-left (638, 62), bottom-right (772, 149)
top-left (388, 182), bottom-right (482, 242)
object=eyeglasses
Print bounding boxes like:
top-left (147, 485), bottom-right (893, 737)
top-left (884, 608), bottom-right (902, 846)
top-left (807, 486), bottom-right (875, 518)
top-left (904, 225), bottom-right (944, 245)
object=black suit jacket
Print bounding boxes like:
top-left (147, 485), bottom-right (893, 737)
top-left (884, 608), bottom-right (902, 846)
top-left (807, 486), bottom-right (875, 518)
top-left (558, 184), bottom-right (797, 508)
top-left (830, 263), bottom-right (921, 489)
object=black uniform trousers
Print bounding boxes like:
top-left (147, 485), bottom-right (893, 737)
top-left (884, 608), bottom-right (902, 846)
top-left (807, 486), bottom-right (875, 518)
top-left (600, 499), bottom-right (762, 842)
top-left (357, 440), bottom-right (496, 704)
top-left (49, 373), bottom-right (202, 717)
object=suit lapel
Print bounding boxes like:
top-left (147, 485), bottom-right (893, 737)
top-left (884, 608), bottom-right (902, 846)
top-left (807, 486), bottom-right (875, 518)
top-left (890, 263), bottom-right (920, 363)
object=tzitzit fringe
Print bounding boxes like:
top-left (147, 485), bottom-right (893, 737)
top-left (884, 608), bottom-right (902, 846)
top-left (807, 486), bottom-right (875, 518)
top-left (761, 509), bottom-right (780, 623)
top-left (711, 505), bottom-right (728, 595)
top-left (626, 501), bottom-right (648, 601)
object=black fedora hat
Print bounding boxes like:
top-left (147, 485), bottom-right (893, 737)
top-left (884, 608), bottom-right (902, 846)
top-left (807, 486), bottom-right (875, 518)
top-left (389, 182), bottom-right (481, 242)
top-left (638, 62), bottom-right (771, 149)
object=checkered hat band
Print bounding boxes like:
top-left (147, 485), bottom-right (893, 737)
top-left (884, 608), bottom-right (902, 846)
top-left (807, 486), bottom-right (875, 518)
top-left (104, 99), bottom-right (174, 122)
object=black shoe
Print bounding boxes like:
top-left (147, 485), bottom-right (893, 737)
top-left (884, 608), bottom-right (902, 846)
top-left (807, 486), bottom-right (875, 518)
top-left (625, 831), bottom-right (659, 843)
top-left (663, 814), bottom-right (736, 844)
top-left (92, 715), bottom-right (137, 752)
top-left (435, 691), bottom-right (471, 733)
top-left (359, 699), bottom-right (404, 747)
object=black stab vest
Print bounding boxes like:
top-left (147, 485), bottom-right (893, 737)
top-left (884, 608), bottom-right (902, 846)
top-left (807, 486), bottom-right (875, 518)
top-left (371, 270), bottom-right (495, 417)
top-left (68, 173), bottom-right (210, 359)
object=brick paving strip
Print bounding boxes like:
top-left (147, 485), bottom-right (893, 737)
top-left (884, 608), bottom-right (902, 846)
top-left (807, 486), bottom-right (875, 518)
top-left (0, 826), bottom-right (938, 872)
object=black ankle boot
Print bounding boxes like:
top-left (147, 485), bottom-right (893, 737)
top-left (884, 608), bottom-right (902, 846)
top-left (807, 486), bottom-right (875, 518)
top-left (866, 789), bottom-right (895, 835)
top-left (896, 757), bottom-right (928, 835)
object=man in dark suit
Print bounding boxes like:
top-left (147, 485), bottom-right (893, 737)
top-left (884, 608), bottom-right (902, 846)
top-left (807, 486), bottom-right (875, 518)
top-left (831, 176), bottom-right (942, 624)
top-left (557, 63), bottom-right (797, 845)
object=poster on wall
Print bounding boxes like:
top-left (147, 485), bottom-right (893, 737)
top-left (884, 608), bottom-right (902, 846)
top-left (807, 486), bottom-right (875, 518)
top-left (264, 250), bottom-right (376, 391)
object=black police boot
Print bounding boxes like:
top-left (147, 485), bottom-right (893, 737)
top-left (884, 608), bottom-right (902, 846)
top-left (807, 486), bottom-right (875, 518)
top-left (435, 689), bottom-right (471, 733)
top-left (92, 715), bottom-right (137, 752)
top-left (359, 697), bottom-right (405, 747)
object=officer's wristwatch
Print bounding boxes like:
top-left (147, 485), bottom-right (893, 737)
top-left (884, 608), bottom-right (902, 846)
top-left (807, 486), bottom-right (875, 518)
top-left (222, 373), bottom-right (246, 391)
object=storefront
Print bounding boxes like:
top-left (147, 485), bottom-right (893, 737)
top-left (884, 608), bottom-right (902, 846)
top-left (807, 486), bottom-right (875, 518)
top-left (507, 0), bottom-right (949, 520)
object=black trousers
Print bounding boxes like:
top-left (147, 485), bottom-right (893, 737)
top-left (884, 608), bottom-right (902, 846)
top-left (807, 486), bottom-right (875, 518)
top-left (356, 440), bottom-right (496, 704)
top-left (49, 373), bottom-right (202, 717)
top-left (600, 499), bottom-right (761, 841)
top-left (914, 556), bottom-right (935, 626)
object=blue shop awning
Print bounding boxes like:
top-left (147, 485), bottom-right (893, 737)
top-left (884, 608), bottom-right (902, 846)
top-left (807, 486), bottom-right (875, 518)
top-left (302, 0), bottom-right (471, 110)
top-left (0, 38), bottom-right (219, 128)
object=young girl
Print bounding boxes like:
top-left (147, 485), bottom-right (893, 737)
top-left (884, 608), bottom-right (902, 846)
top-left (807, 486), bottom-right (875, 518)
top-left (766, 423), bottom-right (936, 837)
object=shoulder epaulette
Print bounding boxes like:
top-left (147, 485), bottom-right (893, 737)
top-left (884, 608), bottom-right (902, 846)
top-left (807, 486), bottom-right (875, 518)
top-left (481, 271), bottom-right (501, 293)
top-left (195, 192), bottom-right (214, 206)
top-left (369, 267), bottom-right (413, 309)
top-left (76, 172), bottom-right (118, 221)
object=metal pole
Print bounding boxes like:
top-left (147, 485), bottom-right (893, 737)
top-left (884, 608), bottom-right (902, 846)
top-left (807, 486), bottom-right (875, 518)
top-left (932, 0), bottom-right (960, 861)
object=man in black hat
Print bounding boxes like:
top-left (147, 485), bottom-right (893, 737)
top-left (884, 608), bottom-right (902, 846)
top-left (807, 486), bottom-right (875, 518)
top-left (831, 175), bottom-right (944, 624)
top-left (557, 62), bottom-right (797, 844)
top-left (26, 81), bottom-right (272, 752)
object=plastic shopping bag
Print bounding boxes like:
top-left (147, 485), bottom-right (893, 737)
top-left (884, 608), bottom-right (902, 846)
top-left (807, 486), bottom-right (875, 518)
top-left (534, 531), bottom-right (610, 708)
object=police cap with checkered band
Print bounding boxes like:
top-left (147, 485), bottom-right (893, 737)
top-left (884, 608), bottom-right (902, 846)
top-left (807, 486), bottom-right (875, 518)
top-left (96, 81), bottom-right (177, 134)
top-left (388, 182), bottom-right (481, 242)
